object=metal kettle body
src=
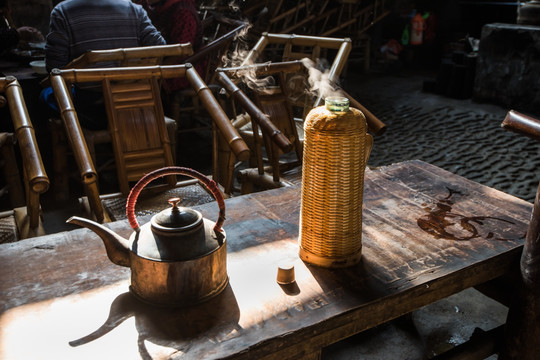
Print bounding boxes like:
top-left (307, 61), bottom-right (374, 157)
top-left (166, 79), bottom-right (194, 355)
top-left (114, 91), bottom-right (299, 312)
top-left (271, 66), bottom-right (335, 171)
top-left (68, 167), bottom-right (228, 307)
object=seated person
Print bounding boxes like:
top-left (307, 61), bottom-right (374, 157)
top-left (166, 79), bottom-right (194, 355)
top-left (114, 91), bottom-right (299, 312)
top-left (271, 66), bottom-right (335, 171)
top-left (43, 0), bottom-right (166, 130)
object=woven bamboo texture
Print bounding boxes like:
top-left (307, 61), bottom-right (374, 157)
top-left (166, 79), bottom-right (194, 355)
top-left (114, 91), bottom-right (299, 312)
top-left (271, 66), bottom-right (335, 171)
top-left (102, 183), bottom-right (214, 221)
top-left (299, 105), bottom-right (371, 267)
top-left (0, 216), bottom-right (18, 244)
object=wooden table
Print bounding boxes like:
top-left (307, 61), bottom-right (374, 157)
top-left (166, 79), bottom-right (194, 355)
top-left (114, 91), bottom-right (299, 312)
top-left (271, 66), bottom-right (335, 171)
top-left (0, 160), bottom-right (532, 359)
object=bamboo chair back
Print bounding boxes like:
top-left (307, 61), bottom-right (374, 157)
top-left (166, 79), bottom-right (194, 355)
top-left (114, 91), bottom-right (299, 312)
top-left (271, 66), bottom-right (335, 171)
top-left (47, 45), bottom-right (192, 222)
top-left (260, 0), bottom-right (389, 40)
top-left (0, 76), bottom-right (49, 238)
top-left (217, 58), bottom-right (385, 194)
top-left (243, 34), bottom-right (349, 107)
top-left (242, 33), bottom-right (385, 134)
top-left (51, 65), bottom-right (249, 220)
top-left (52, 67), bottom-right (176, 198)
top-left (65, 43), bottom-right (193, 69)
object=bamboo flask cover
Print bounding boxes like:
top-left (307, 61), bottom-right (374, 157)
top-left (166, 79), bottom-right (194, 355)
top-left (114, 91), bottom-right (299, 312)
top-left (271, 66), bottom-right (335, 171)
top-left (299, 97), bottom-right (373, 268)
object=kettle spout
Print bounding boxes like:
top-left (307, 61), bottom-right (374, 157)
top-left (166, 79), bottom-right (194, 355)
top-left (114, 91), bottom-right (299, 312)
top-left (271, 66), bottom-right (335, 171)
top-left (67, 216), bottom-right (131, 267)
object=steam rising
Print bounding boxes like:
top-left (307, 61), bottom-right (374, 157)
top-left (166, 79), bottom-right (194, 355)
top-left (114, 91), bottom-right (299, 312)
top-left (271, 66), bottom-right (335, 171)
top-left (220, 25), bottom-right (276, 92)
top-left (300, 58), bottom-right (343, 101)
top-left (217, 0), bottom-right (343, 102)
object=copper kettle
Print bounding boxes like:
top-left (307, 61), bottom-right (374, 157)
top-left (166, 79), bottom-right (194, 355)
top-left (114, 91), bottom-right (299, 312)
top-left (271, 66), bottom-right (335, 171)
top-left (68, 167), bottom-right (228, 307)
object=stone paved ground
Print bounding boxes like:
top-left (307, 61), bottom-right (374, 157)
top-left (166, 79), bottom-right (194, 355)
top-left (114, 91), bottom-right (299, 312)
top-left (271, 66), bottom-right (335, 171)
top-left (346, 70), bottom-right (540, 203)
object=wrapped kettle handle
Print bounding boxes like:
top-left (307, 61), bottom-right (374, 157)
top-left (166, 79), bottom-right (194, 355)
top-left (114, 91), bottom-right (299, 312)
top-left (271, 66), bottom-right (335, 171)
top-left (126, 166), bottom-right (226, 233)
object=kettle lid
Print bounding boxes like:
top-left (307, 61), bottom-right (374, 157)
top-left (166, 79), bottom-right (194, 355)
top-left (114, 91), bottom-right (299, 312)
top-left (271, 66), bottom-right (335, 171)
top-left (152, 197), bottom-right (202, 232)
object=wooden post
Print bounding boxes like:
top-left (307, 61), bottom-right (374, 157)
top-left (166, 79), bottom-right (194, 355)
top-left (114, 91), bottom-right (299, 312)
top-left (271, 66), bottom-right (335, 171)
top-left (499, 110), bottom-right (540, 359)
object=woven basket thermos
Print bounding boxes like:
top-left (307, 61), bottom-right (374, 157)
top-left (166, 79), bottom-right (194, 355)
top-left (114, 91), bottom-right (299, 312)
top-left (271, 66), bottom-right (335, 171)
top-left (299, 97), bottom-right (373, 268)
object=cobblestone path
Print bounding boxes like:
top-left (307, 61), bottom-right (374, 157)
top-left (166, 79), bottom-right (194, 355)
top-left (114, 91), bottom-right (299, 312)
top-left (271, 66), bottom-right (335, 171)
top-left (349, 72), bottom-right (540, 203)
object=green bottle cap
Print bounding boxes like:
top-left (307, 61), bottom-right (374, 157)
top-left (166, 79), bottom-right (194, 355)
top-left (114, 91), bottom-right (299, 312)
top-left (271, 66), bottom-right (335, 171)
top-left (325, 97), bottom-right (349, 112)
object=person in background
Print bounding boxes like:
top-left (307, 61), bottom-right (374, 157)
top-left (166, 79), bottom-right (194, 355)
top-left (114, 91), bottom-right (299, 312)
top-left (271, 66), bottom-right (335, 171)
top-left (46, 0), bottom-right (165, 71)
top-left (137, 0), bottom-right (205, 92)
top-left (0, 0), bottom-right (18, 52)
top-left (43, 0), bottom-right (166, 130)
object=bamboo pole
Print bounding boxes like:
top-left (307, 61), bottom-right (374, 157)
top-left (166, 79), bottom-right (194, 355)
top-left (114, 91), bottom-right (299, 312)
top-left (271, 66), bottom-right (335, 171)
top-left (336, 88), bottom-right (387, 136)
top-left (313, 38), bottom-right (352, 106)
top-left (184, 23), bottom-right (247, 66)
top-left (264, 33), bottom-right (352, 49)
top-left (50, 71), bottom-right (104, 223)
top-left (3, 77), bottom-right (50, 229)
top-left (4, 77), bottom-right (49, 194)
top-left (50, 71), bottom-right (98, 182)
top-left (185, 65), bottom-right (250, 161)
top-left (217, 71), bottom-right (292, 153)
top-left (65, 43), bottom-right (194, 69)
top-left (219, 60), bottom-right (305, 77)
top-left (502, 110), bottom-right (540, 141)
top-left (241, 33), bottom-right (270, 66)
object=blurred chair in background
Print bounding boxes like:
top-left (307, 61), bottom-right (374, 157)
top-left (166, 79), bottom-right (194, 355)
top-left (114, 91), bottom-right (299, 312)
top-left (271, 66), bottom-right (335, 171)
top-left (213, 34), bottom-right (385, 194)
top-left (167, 12), bottom-right (249, 133)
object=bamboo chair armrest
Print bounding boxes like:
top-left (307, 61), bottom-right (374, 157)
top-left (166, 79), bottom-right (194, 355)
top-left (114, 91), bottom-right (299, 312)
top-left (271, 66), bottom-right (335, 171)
top-left (2, 77), bottom-right (50, 194)
top-left (502, 110), bottom-right (540, 142)
top-left (184, 23), bottom-right (247, 65)
top-left (185, 66), bottom-right (250, 161)
top-left (49, 74), bottom-right (98, 184)
top-left (14, 127), bottom-right (50, 194)
top-left (216, 70), bottom-right (293, 152)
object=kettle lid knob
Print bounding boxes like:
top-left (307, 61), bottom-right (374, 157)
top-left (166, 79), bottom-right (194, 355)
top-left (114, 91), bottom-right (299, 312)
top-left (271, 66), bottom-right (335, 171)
top-left (152, 197), bottom-right (202, 231)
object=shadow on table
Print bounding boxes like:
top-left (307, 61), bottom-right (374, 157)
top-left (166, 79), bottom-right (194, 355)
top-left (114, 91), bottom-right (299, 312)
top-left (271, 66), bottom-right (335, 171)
top-left (69, 284), bottom-right (240, 358)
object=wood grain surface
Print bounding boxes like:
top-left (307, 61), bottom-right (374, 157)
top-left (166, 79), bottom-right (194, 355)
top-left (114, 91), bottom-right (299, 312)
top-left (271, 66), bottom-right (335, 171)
top-left (0, 160), bottom-right (532, 359)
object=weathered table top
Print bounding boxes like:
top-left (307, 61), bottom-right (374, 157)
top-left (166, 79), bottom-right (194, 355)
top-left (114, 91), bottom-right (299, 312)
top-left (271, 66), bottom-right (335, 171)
top-left (0, 160), bottom-right (532, 359)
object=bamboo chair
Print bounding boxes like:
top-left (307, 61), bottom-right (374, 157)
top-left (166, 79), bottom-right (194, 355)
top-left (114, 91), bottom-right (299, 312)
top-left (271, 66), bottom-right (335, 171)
top-left (241, 32), bottom-right (386, 131)
top-left (258, 0), bottom-right (389, 60)
top-left (263, 0), bottom-right (321, 35)
top-left (214, 34), bottom-right (386, 194)
top-left (51, 65), bottom-right (248, 222)
top-left (264, 0), bottom-right (389, 36)
top-left (0, 76), bottom-right (49, 241)
top-left (217, 61), bottom-right (378, 194)
top-left (47, 44), bottom-right (192, 202)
